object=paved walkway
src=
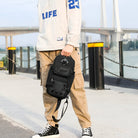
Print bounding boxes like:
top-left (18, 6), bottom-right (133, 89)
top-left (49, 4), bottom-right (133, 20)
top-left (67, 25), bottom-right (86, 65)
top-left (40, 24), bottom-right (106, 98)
top-left (0, 70), bottom-right (138, 138)
top-left (0, 114), bottom-right (33, 138)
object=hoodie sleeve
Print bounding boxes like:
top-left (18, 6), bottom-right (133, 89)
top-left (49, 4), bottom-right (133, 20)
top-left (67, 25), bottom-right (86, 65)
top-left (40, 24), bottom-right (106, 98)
top-left (66, 0), bottom-right (82, 47)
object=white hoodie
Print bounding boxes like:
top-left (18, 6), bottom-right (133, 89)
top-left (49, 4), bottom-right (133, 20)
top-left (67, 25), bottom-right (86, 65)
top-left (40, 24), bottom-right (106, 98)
top-left (37, 0), bottom-right (81, 51)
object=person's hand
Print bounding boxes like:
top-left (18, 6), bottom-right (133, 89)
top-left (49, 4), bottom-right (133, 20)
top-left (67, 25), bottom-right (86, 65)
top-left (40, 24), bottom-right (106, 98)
top-left (61, 44), bottom-right (74, 56)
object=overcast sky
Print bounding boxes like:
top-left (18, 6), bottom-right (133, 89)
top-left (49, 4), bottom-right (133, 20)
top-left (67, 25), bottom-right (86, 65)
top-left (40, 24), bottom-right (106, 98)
top-left (0, 0), bottom-right (138, 47)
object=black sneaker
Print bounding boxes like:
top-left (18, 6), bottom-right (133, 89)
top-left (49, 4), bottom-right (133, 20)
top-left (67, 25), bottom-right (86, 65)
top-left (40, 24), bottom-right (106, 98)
top-left (81, 127), bottom-right (93, 138)
top-left (32, 124), bottom-right (60, 138)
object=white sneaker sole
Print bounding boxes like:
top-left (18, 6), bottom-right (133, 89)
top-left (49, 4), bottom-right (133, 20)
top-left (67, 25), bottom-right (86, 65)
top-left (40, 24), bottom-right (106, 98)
top-left (81, 136), bottom-right (93, 138)
top-left (32, 134), bottom-right (60, 138)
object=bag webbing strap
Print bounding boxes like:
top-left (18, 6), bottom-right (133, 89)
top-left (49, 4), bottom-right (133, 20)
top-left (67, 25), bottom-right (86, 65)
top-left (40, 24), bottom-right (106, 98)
top-left (52, 97), bottom-right (69, 122)
top-left (55, 99), bottom-right (61, 112)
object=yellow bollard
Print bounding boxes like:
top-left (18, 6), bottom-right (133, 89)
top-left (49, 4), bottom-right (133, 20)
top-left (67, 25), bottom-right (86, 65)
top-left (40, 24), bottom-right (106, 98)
top-left (8, 47), bottom-right (16, 74)
top-left (88, 42), bottom-right (104, 89)
top-left (0, 61), bottom-right (4, 68)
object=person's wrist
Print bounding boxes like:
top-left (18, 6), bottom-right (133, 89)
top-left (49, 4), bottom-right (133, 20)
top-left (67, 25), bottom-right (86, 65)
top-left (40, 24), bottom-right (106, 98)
top-left (66, 44), bottom-right (74, 48)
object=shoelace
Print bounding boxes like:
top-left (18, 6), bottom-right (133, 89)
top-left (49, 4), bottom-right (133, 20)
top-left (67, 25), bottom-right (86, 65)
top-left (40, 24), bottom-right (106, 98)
top-left (39, 124), bottom-right (52, 134)
top-left (82, 128), bottom-right (91, 135)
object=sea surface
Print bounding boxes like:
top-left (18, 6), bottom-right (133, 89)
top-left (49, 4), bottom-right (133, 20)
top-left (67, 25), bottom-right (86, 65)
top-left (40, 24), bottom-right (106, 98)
top-left (0, 54), bottom-right (5, 60)
top-left (82, 50), bottom-right (138, 80)
top-left (0, 50), bottom-right (138, 79)
top-left (104, 50), bottom-right (138, 79)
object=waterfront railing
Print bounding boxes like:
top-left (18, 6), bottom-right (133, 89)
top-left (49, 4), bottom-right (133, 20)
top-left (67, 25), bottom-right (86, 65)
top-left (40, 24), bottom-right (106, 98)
top-left (1, 41), bottom-right (138, 89)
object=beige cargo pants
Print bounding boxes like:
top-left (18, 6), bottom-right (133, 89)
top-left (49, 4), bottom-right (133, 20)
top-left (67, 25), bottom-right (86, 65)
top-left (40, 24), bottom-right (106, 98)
top-left (39, 48), bottom-right (91, 128)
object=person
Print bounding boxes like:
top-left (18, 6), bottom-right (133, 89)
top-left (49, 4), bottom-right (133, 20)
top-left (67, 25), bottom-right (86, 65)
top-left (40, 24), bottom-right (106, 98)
top-left (32, 0), bottom-right (93, 138)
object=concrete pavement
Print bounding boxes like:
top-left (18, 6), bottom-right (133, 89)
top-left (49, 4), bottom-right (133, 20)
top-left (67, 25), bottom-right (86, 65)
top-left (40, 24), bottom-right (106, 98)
top-left (0, 70), bottom-right (138, 138)
top-left (0, 114), bottom-right (34, 138)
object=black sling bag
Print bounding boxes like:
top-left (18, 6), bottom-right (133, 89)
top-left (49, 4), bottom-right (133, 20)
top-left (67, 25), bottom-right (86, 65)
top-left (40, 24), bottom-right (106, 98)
top-left (46, 55), bottom-right (75, 122)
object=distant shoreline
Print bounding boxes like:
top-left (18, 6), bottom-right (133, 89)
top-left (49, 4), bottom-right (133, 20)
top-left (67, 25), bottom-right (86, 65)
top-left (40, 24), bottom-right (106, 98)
top-left (125, 49), bottom-right (138, 51)
top-left (0, 51), bottom-right (6, 53)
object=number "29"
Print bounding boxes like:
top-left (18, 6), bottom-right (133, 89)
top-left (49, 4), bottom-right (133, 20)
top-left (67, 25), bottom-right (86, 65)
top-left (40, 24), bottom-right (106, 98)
top-left (68, 0), bottom-right (80, 9)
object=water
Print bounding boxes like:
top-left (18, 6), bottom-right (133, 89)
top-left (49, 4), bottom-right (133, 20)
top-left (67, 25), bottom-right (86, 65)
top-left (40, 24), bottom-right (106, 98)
top-left (0, 49), bottom-right (138, 79)
top-left (123, 51), bottom-right (138, 79)
top-left (82, 50), bottom-right (138, 80)
top-left (0, 47), bottom-right (36, 69)
top-left (16, 50), bottom-right (36, 69)
top-left (0, 54), bottom-right (5, 60)
top-left (103, 50), bottom-right (138, 79)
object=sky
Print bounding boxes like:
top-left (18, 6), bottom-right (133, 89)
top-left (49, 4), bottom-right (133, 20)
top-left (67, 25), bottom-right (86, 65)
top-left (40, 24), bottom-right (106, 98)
top-left (0, 0), bottom-right (138, 47)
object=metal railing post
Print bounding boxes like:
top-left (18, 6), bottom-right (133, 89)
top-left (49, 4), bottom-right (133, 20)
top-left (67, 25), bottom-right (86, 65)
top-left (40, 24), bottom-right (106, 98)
top-left (27, 46), bottom-right (30, 69)
top-left (119, 41), bottom-right (124, 77)
top-left (20, 47), bottom-right (22, 69)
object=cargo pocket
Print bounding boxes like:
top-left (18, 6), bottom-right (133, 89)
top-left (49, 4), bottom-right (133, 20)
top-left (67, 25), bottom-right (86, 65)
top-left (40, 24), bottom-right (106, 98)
top-left (74, 73), bottom-right (84, 89)
top-left (71, 48), bottom-right (80, 67)
top-left (41, 65), bottom-right (51, 87)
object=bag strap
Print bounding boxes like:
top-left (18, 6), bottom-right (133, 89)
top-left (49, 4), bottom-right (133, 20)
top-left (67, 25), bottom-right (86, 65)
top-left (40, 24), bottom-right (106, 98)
top-left (52, 96), bottom-right (69, 122)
